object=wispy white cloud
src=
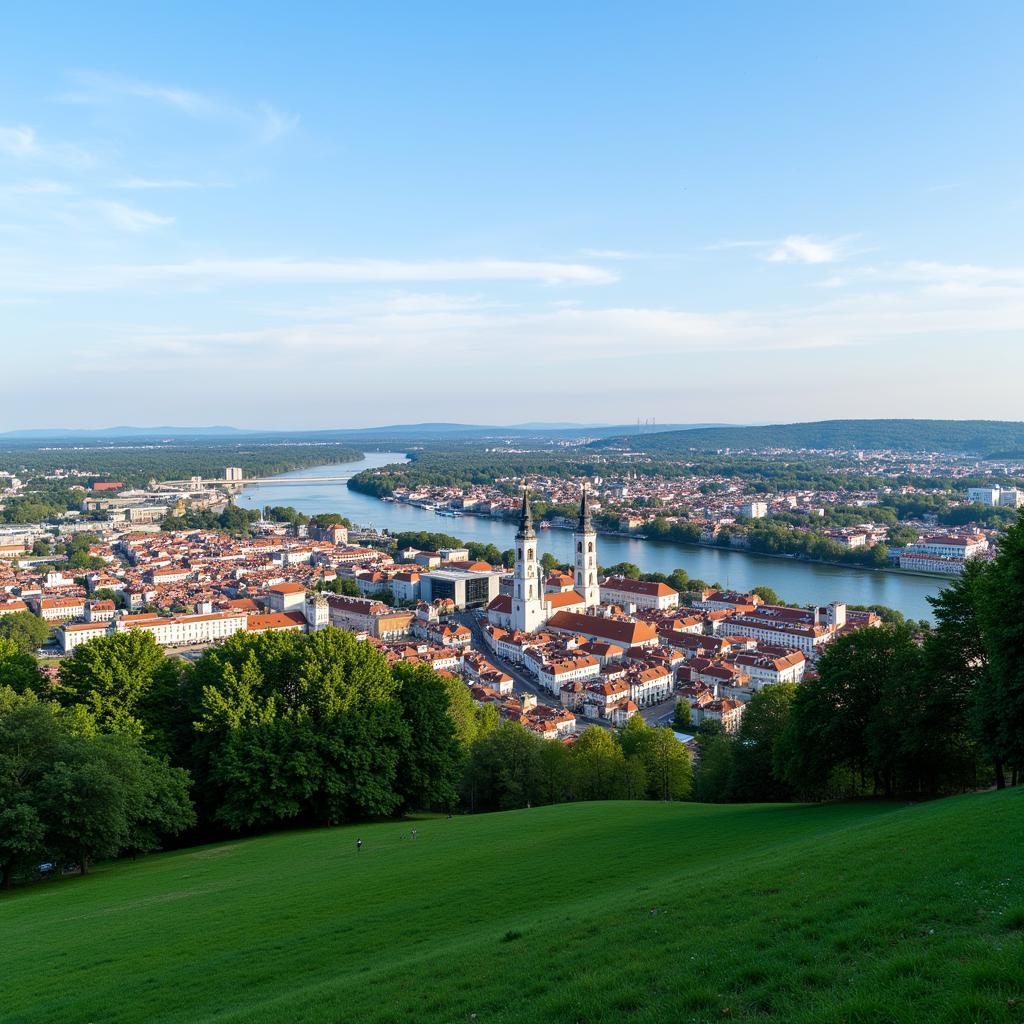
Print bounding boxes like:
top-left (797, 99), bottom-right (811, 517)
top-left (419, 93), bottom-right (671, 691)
top-left (708, 234), bottom-right (859, 265)
top-left (0, 125), bottom-right (39, 157)
top-left (114, 177), bottom-right (229, 190)
top-left (91, 200), bottom-right (174, 232)
top-left (0, 124), bottom-right (93, 167)
top-left (0, 179), bottom-right (74, 196)
top-left (60, 71), bottom-right (298, 144)
top-left (255, 102), bottom-right (299, 143)
top-left (766, 235), bottom-right (851, 264)
top-left (70, 258), bottom-right (1024, 371)
top-left (579, 248), bottom-right (647, 260)
top-left (6, 256), bottom-right (616, 290)
top-left (895, 261), bottom-right (1024, 286)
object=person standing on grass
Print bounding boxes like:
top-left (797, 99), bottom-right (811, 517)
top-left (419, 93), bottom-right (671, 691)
top-left (356, 839), bottom-right (362, 854)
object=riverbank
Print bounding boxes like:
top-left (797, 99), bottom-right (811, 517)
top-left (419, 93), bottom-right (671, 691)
top-left (382, 498), bottom-right (956, 584)
top-left (237, 455), bottom-right (947, 620)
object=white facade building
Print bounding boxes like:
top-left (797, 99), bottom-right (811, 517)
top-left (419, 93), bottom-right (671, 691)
top-left (573, 487), bottom-right (600, 609)
top-left (510, 492), bottom-right (547, 634)
top-left (599, 576), bottom-right (679, 611)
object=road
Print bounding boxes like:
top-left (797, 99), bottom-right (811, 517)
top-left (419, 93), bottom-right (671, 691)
top-left (453, 610), bottom-right (680, 731)
top-left (453, 611), bottom-right (554, 706)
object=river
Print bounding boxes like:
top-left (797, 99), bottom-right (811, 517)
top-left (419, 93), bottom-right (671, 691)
top-left (237, 452), bottom-right (946, 621)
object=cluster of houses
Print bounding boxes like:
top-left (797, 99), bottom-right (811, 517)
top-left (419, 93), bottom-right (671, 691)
top-left (1, 493), bottom-right (886, 744)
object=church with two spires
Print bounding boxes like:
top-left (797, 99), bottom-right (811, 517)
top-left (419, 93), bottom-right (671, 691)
top-left (485, 487), bottom-right (599, 634)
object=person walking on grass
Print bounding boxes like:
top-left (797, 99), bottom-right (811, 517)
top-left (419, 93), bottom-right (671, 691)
top-left (356, 838), bottom-right (363, 854)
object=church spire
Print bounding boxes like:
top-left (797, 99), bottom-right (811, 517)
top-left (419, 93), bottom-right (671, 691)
top-left (578, 484), bottom-right (592, 531)
top-left (517, 487), bottom-right (535, 537)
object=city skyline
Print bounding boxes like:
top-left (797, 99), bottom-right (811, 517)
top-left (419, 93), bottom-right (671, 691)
top-left (2, 2), bottom-right (1023, 429)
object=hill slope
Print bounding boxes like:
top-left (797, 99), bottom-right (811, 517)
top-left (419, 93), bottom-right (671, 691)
top-left (2, 792), bottom-right (1022, 1024)
top-left (594, 418), bottom-right (1024, 455)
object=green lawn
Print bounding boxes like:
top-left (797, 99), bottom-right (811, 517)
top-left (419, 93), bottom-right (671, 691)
top-left (3, 791), bottom-right (1022, 1024)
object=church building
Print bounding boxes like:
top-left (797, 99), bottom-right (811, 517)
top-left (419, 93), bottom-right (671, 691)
top-left (487, 486), bottom-right (599, 634)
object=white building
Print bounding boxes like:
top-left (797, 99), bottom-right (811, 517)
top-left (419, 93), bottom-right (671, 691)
top-left (741, 501), bottom-right (768, 519)
top-left (34, 596), bottom-right (87, 621)
top-left (266, 582), bottom-right (307, 613)
top-left (390, 570), bottom-right (421, 603)
top-left (304, 593), bottom-right (329, 631)
top-left (59, 610), bottom-right (248, 652)
top-left (599, 575), bottom-right (679, 611)
top-left (572, 487), bottom-right (600, 609)
top-left (905, 534), bottom-right (988, 560)
top-left (536, 653), bottom-right (601, 695)
top-left (967, 486), bottom-right (1000, 506)
top-left (728, 648), bottom-right (806, 689)
top-left (510, 491), bottom-right (547, 634)
top-left (965, 486), bottom-right (1023, 509)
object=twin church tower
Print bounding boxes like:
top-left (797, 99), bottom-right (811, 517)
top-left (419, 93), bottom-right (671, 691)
top-left (511, 486), bottom-right (599, 634)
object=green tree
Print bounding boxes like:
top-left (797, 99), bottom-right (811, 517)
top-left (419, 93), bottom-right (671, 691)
top-left (0, 689), bottom-right (57, 887)
top-left (192, 628), bottom-right (408, 829)
top-left (778, 625), bottom-right (924, 797)
top-left (392, 663), bottom-right (464, 811)
top-left (58, 631), bottom-right (181, 739)
top-left (728, 684), bottom-right (796, 802)
top-left (603, 562), bottom-right (642, 580)
top-left (536, 739), bottom-right (573, 804)
top-left (463, 720), bottom-right (543, 811)
top-left (672, 699), bottom-right (692, 731)
top-left (0, 687), bottom-right (194, 883)
top-left (41, 731), bottom-right (194, 874)
top-left (752, 585), bottom-right (781, 605)
top-left (694, 731), bottom-right (734, 802)
top-left (0, 637), bottom-right (44, 693)
top-left (976, 513), bottom-right (1024, 785)
top-left (571, 726), bottom-right (627, 800)
top-left (638, 726), bottom-right (693, 800)
top-left (0, 611), bottom-right (52, 654)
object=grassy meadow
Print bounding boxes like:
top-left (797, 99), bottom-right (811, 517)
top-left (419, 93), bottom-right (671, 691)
top-left (2, 790), bottom-right (1022, 1023)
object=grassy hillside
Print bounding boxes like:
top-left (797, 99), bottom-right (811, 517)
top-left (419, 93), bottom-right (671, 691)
top-left (2, 792), bottom-right (1022, 1024)
top-left (595, 418), bottom-right (1024, 455)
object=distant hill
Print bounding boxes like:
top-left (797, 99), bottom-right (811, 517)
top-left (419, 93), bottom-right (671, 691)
top-left (3, 791), bottom-right (1021, 1023)
top-left (594, 418), bottom-right (1024, 455)
top-left (0, 422), bottom-right (739, 444)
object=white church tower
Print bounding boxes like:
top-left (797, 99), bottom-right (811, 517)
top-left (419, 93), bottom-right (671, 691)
top-left (574, 485), bottom-right (600, 609)
top-left (512, 489), bottom-right (546, 633)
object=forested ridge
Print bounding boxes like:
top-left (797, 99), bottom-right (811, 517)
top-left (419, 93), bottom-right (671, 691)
top-left (596, 418), bottom-right (1024, 455)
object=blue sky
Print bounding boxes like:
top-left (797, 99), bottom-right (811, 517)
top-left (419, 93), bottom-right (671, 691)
top-left (2, 2), bottom-right (1023, 430)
